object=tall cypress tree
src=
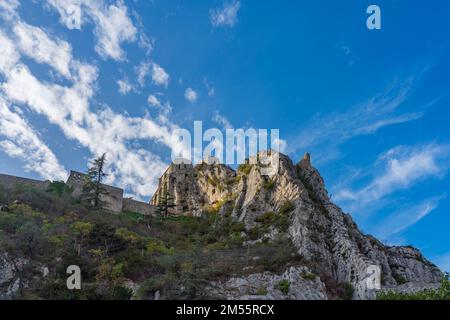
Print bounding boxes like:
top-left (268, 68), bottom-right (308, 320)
top-left (82, 153), bottom-right (108, 209)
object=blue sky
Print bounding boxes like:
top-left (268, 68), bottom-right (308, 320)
top-left (0, 1), bottom-right (449, 271)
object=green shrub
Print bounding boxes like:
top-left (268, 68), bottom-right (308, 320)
top-left (255, 211), bottom-right (276, 224)
top-left (238, 163), bottom-right (252, 175)
top-left (263, 178), bottom-right (276, 191)
top-left (377, 274), bottom-right (450, 300)
top-left (256, 286), bottom-right (268, 295)
top-left (247, 226), bottom-right (263, 240)
top-left (301, 271), bottom-right (316, 281)
top-left (146, 238), bottom-right (173, 255)
top-left (254, 211), bottom-right (290, 232)
top-left (276, 279), bottom-right (290, 295)
top-left (47, 181), bottom-right (73, 197)
top-left (112, 285), bottom-right (133, 300)
top-left (343, 282), bottom-right (354, 300)
top-left (115, 228), bottom-right (143, 247)
top-left (230, 222), bottom-right (246, 233)
top-left (137, 275), bottom-right (173, 298)
top-left (392, 272), bottom-right (408, 285)
top-left (279, 201), bottom-right (295, 216)
top-left (120, 211), bottom-right (145, 223)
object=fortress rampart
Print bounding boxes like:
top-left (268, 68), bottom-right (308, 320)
top-left (0, 173), bottom-right (50, 191)
top-left (0, 171), bottom-right (155, 216)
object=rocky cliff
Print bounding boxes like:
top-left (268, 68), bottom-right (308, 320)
top-left (151, 151), bottom-right (443, 299)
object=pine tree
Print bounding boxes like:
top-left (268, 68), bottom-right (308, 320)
top-left (156, 183), bottom-right (175, 217)
top-left (82, 153), bottom-right (108, 209)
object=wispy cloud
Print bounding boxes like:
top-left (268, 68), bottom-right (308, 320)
top-left (434, 252), bottom-right (450, 273)
top-left (334, 143), bottom-right (450, 213)
top-left (117, 78), bottom-right (134, 95)
top-left (46, 0), bottom-right (137, 61)
top-left (373, 195), bottom-right (446, 242)
top-left (203, 78), bottom-right (215, 97)
top-left (212, 110), bottom-right (232, 129)
top-left (0, 97), bottom-right (67, 180)
top-left (148, 94), bottom-right (172, 118)
top-left (136, 61), bottom-right (170, 88)
top-left (288, 79), bottom-right (427, 164)
top-left (14, 21), bottom-right (73, 78)
top-left (210, 1), bottom-right (241, 28)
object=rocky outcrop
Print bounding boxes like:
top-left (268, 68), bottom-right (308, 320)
top-left (206, 266), bottom-right (328, 300)
top-left (0, 253), bottom-right (27, 300)
top-left (151, 161), bottom-right (236, 216)
top-left (152, 151), bottom-right (443, 299)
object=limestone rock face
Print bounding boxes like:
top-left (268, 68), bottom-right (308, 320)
top-left (0, 253), bottom-right (27, 300)
top-left (152, 152), bottom-right (443, 299)
top-left (206, 266), bottom-right (328, 300)
top-left (151, 162), bottom-right (235, 216)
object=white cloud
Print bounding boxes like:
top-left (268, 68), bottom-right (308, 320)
top-left (0, 18), bottom-right (187, 199)
top-left (151, 63), bottom-right (170, 87)
top-left (136, 61), bottom-right (150, 87)
top-left (203, 78), bottom-right (215, 96)
top-left (373, 195), bottom-right (446, 241)
top-left (0, 0), bottom-right (19, 20)
top-left (334, 143), bottom-right (450, 213)
top-left (0, 61), bottom-right (180, 197)
top-left (0, 97), bottom-right (67, 181)
top-left (117, 78), bottom-right (134, 95)
top-left (0, 30), bottom-right (20, 73)
top-left (89, 1), bottom-right (137, 60)
top-left (288, 80), bottom-right (427, 164)
top-left (210, 1), bottom-right (241, 28)
top-left (212, 110), bottom-right (232, 129)
top-left (184, 88), bottom-right (198, 103)
top-left (14, 22), bottom-right (73, 78)
top-left (46, 0), bottom-right (137, 61)
top-left (434, 252), bottom-right (450, 273)
top-left (147, 95), bottom-right (172, 120)
top-left (147, 94), bottom-right (161, 107)
top-left (135, 61), bottom-right (170, 88)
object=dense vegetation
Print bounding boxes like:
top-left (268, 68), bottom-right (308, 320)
top-left (0, 182), bottom-right (303, 300)
top-left (377, 275), bottom-right (450, 300)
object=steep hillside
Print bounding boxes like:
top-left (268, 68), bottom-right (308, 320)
top-left (150, 151), bottom-right (443, 299)
top-left (0, 152), bottom-right (446, 300)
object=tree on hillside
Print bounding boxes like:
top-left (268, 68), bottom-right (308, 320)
top-left (72, 221), bottom-right (94, 256)
top-left (156, 183), bottom-right (175, 218)
top-left (82, 153), bottom-right (108, 209)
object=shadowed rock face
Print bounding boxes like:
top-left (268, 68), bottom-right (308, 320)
top-left (152, 152), bottom-right (443, 299)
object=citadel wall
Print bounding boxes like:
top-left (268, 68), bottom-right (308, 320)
top-left (66, 171), bottom-right (124, 213)
top-left (0, 173), bottom-right (50, 191)
top-left (123, 198), bottom-right (155, 216)
top-left (0, 171), bottom-right (155, 216)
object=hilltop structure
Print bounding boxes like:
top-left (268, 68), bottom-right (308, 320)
top-left (150, 159), bottom-right (236, 216)
top-left (0, 171), bottom-right (155, 216)
top-left (150, 151), bottom-right (443, 299)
